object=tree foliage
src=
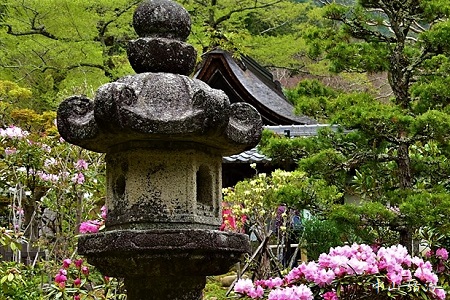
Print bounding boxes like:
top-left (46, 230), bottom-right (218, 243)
top-left (0, 0), bottom-right (323, 110)
top-left (0, 0), bottom-right (139, 111)
top-left (261, 0), bottom-right (450, 253)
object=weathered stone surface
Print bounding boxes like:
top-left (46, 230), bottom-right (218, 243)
top-left (78, 229), bottom-right (250, 277)
top-left (126, 276), bottom-right (205, 300)
top-left (225, 102), bottom-right (264, 147)
top-left (96, 73), bottom-right (229, 136)
top-left (220, 275), bottom-right (237, 287)
top-left (133, 0), bottom-right (191, 41)
top-left (57, 73), bottom-right (262, 155)
top-left (128, 37), bottom-right (196, 74)
top-left (57, 95), bottom-right (99, 147)
top-left (104, 147), bottom-right (222, 230)
top-left (128, 0), bottom-right (196, 74)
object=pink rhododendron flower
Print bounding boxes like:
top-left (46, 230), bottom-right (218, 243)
top-left (72, 172), bottom-right (85, 184)
top-left (432, 288), bottom-right (446, 300)
top-left (59, 269), bottom-right (67, 276)
top-left (436, 262), bottom-right (445, 273)
top-left (74, 278), bottom-right (81, 286)
top-left (414, 263), bottom-right (438, 284)
top-left (81, 266), bottom-right (89, 276)
top-left (4, 147), bottom-right (16, 155)
top-left (268, 285), bottom-right (313, 300)
top-left (235, 278), bottom-right (254, 294)
top-left (314, 269), bottom-right (335, 287)
top-left (63, 258), bottom-right (72, 269)
top-left (74, 295), bottom-right (80, 300)
top-left (346, 257), bottom-right (368, 275)
top-left (248, 285), bottom-right (264, 299)
top-left (37, 171), bottom-right (60, 183)
top-left (435, 248), bottom-right (448, 260)
top-left (101, 205), bottom-right (108, 220)
top-left (236, 243), bottom-right (445, 300)
top-left (74, 259), bottom-right (83, 268)
top-left (55, 273), bottom-right (67, 284)
top-left (0, 126), bottom-right (29, 139)
top-left (256, 277), bottom-right (284, 289)
top-left (285, 264), bottom-right (304, 284)
top-left (386, 271), bottom-right (403, 285)
top-left (75, 159), bottom-right (88, 170)
top-left (303, 261), bottom-right (319, 281)
top-left (79, 220), bottom-right (100, 234)
top-left (411, 256), bottom-right (425, 267)
top-left (323, 291), bottom-right (338, 300)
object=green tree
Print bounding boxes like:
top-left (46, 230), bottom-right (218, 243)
top-left (261, 0), bottom-right (450, 253)
top-left (0, 0), bottom-right (139, 111)
top-left (1, 0), bottom-right (318, 110)
top-left (181, 0), bottom-right (314, 71)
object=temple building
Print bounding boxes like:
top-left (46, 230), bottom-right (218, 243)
top-left (194, 50), bottom-right (331, 187)
top-left (195, 50), bottom-right (316, 126)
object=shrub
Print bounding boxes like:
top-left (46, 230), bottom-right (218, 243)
top-left (234, 243), bottom-right (447, 300)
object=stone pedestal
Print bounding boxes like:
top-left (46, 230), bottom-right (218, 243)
top-left (125, 276), bottom-right (205, 300)
top-left (57, 0), bottom-right (262, 298)
top-left (78, 229), bottom-right (249, 299)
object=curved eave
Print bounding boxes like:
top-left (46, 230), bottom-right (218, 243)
top-left (222, 147), bottom-right (271, 164)
top-left (195, 50), bottom-right (317, 125)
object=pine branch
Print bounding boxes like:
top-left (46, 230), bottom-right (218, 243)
top-left (97, 0), bottom-right (140, 38)
top-left (212, 0), bottom-right (283, 28)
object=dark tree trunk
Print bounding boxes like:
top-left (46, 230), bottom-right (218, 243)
top-left (24, 186), bottom-right (48, 242)
top-left (397, 142), bottom-right (412, 189)
top-left (399, 227), bottom-right (413, 255)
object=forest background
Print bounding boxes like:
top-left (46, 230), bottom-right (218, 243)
top-left (1, 0), bottom-right (450, 299)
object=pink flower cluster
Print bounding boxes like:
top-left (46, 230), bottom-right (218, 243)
top-left (4, 147), bottom-right (16, 155)
top-left (79, 205), bottom-right (107, 234)
top-left (236, 278), bottom-right (313, 300)
top-left (54, 259), bottom-right (86, 287)
top-left (54, 268), bottom-right (67, 288)
top-left (36, 170), bottom-right (60, 183)
top-left (234, 243), bottom-right (446, 300)
top-left (79, 220), bottom-right (101, 233)
top-left (72, 172), bottom-right (85, 184)
top-left (235, 279), bottom-right (265, 298)
top-left (220, 203), bottom-right (247, 233)
top-left (53, 258), bottom-right (90, 300)
top-left (75, 159), bottom-right (88, 171)
top-left (435, 248), bottom-right (449, 260)
top-left (0, 125), bottom-right (29, 139)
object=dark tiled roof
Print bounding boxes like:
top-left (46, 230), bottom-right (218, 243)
top-left (222, 147), bottom-right (271, 164)
top-left (195, 50), bottom-right (317, 126)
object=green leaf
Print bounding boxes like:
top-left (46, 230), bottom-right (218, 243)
top-left (1, 275), bottom-right (8, 284)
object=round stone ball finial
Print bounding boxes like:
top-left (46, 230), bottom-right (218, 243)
top-left (133, 0), bottom-right (191, 41)
top-left (127, 0), bottom-right (197, 75)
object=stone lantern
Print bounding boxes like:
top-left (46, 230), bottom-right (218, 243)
top-left (56, 0), bottom-right (263, 299)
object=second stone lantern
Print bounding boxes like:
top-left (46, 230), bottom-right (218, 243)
top-left (57, 0), bottom-right (263, 299)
